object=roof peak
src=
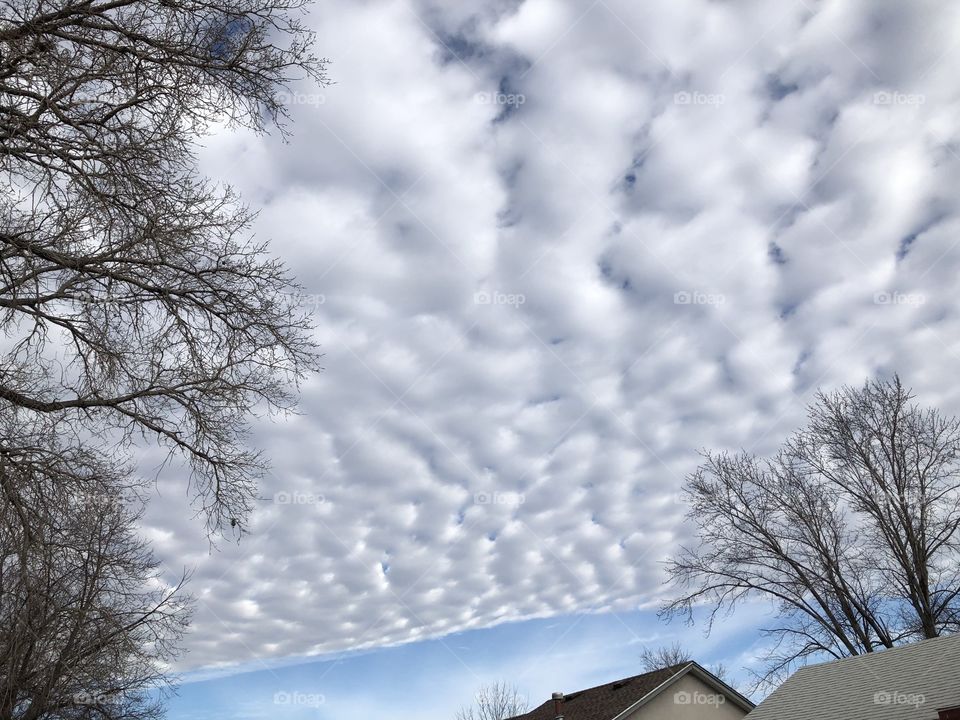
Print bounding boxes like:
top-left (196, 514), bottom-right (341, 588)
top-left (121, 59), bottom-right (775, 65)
top-left (551, 661), bottom-right (691, 698)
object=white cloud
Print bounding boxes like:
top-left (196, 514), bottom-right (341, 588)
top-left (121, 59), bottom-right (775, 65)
top-left (143, 0), bottom-right (960, 672)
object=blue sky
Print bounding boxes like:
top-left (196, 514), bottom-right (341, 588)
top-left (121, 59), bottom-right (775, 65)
top-left (167, 607), bottom-right (769, 719)
top-left (135, 0), bottom-right (960, 717)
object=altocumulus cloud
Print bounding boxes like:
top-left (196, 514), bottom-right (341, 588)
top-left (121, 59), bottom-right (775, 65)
top-left (141, 0), bottom-right (960, 671)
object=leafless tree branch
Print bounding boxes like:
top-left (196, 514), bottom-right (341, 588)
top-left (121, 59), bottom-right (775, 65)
top-left (662, 376), bottom-right (960, 691)
top-left (456, 682), bottom-right (529, 720)
top-left (0, 0), bottom-right (330, 534)
top-left (0, 443), bottom-right (191, 719)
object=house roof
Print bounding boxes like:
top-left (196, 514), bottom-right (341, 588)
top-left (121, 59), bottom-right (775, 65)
top-left (507, 662), bottom-right (755, 720)
top-left (746, 634), bottom-right (960, 720)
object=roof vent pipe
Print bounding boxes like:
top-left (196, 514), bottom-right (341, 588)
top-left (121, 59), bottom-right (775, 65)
top-left (552, 692), bottom-right (564, 720)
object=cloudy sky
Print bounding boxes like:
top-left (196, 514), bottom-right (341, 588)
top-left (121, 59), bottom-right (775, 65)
top-left (144, 0), bottom-right (960, 717)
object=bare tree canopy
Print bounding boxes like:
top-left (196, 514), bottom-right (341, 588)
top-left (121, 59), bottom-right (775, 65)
top-left (638, 641), bottom-right (728, 681)
top-left (663, 376), bottom-right (960, 686)
top-left (639, 640), bottom-right (690, 671)
top-left (0, 457), bottom-right (190, 719)
top-left (456, 682), bottom-right (529, 720)
top-left (0, 0), bottom-right (329, 533)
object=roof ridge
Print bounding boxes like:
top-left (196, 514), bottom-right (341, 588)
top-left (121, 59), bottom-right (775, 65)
top-left (519, 662), bottom-right (690, 712)
top-left (555, 662), bottom-right (690, 698)
top-left (795, 634), bottom-right (960, 674)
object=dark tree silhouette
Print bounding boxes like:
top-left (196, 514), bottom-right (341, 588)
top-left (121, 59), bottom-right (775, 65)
top-left (0, 450), bottom-right (190, 719)
top-left (639, 641), bottom-right (728, 681)
top-left (0, 0), bottom-right (329, 534)
top-left (664, 376), bottom-right (960, 687)
top-left (456, 682), bottom-right (529, 720)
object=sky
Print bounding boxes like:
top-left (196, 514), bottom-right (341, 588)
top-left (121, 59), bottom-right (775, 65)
top-left (165, 606), bottom-right (766, 719)
top-left (138, 0), bottom-right (960, 717)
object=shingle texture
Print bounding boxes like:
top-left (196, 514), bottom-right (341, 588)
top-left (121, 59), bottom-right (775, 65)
top-left (746, 634), bottom-right (960, 720)
top-left (506, 664), bottom-right (689, 720)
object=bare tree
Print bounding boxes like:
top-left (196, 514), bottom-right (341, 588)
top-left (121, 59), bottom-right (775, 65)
top-left (456, 682), bottom-right (529, 720)
top-left (639, 640), bottom-right (690, 671)
top-left (0, 0), bottom-right (329, 534)
top-left (663, 376), bottom-right (960, 687)
top-left (639, 641), bottom-right (728, 681)
top-left (0, 452), bottom-right (191, 719)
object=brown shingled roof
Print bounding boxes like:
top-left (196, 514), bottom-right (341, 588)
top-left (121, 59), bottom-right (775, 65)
top-left (506, 663), bottom-right (690, 720)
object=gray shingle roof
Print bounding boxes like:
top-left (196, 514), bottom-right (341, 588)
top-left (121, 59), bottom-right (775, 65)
top-left (746, 634), bottom-right (960, 720)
